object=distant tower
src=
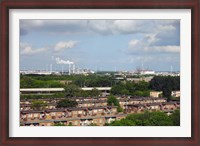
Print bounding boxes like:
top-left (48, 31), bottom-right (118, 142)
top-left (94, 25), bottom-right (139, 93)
top-left (170, 65), bottom-right (173, 73)
top-left (68, 64), bottom-right (71, 75)
top-left (50, 64), bottom-right (53, 73)
top-left (142, 63), bottom-right (144, 71)
top-left (46, 64), bottom-right (48, 72)
top-left (73, 64), bottom-right (75, 74)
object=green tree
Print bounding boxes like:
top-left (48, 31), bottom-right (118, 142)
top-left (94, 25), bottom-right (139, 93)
top-left (64, 84), bottom-right (80, 97)
top-left (135, 81), bottom-right (149, 91)
top-left (111, 84), bottom-right (124, 95)
top-left (90, 88), bottom-right (100, 97)
top-left (107, 95), bottom-right (119, 106)
top-left (107, 95), bottom-right (123, 113)
top-left (108, 111), bottom-right (174, 126)
top-left (121, 89), bottom-right (130, 95)
top-left (56, 99), bottom-right (78, 108)
top-left (88, 123), bottom-right (98, 126)
top-left (163, 87), bottom-right (172, 100)
top-left (149, 76), bottom-right (180, 99)
top-left (31, 100), bottom-right (48, 110)
top-left (54, 122), bottom-right (66, 126)
top-left (117, 106), bottom-right (123, 113)
top-left (134, 91), bottom-right (144, 96)
top-left (170, 109), bottom-right (180, 126)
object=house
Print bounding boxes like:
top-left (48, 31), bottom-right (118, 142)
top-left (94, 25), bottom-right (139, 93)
top-left (80, 118), bottom-right (94, 126)
top-left (161, 102), bottom-right (178, 111)
top-left (150, 91), bottom-right (162, 98)
top-left (145, 103), bottom-right (161, 111)
top-left (171, 91), bottom-right (180, 97)
top-left (20, 104), bottom-right (32, 111)
top-left (20, 110), bottom-right (46, 121)
top-left (105, 116), bottom-right (116, 124)
top-left (45, 109), bottom-right (66, 119)
top-left (59, 80), bottom-right (72, 85)
top-left (124, 104), bottom-right (146, 113)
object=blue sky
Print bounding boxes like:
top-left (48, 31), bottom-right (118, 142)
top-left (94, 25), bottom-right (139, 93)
top-left (20, 20), bottom-right (180, 71)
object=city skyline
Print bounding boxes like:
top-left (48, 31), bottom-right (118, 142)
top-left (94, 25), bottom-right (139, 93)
top-left (20, 19), bottom-right (180, 71)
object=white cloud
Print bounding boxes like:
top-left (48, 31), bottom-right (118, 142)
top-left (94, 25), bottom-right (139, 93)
top-left (157, 25), bottom-right (176, 31)
top-left (20, 20), bottom-right (88, 35)
top-left (128, 40), bottom-right (139, 46)
top-left (20, 20), bottom-right (179, 36)
top-left (20, 43), bottom-right (47, 55)
top-left (148, 46), bottom-right (180, 53)
top-left (54, 41), bottom-right (77, 52)
top-left (128, 31), bottom-right (180, 54)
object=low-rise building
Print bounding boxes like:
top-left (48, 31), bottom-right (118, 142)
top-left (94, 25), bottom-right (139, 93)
top-left (20, 114), bottom-right (128, 126)
top-left (171, 91), bottom-right (180, 97)
top-left (150, 91), bottom-right (162, 98)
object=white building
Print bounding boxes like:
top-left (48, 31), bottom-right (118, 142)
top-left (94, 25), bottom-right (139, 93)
top-left (171, 91), bottom-right (180, 97)
top-left (140, 70), bottom-right (155, 75)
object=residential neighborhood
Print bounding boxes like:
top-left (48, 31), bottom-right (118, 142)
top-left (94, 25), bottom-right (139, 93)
top-left (20, 72), bottom-right (180, 126)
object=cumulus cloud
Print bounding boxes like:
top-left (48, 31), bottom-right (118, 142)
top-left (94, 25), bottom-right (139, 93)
top-left (147, 46), bottom-right (180, 53)
top-left (127, 31), bottom-right (180, 54)
top-left (20, 20), bottom-right (88, 35)
top-left (54, 41), bottom-right (78, 52)
top-left (20, 19), bottom-right (179, 36)
top-left (157, 25), bottom-right (176, 31)
top-left (19, 19), bottom-right (180, 71)
top-left (20, 43), bottom-right (47, 55)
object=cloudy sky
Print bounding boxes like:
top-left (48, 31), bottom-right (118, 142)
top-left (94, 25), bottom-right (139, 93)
top-left (20, 19), bottom-right (180, 72)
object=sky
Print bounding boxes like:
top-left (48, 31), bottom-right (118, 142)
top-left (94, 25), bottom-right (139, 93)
top-left (20, 19), bottom-right (180, 72)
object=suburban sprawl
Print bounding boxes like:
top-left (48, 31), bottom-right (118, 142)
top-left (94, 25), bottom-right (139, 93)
top-left (20, 69), bottom-right (180, 126)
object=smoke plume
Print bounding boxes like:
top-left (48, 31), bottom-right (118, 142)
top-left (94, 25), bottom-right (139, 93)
top-left (55, 57), bottom-right (74, 64)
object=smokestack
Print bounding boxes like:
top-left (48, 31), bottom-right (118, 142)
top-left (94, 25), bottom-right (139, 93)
top-left (73, 64), bottom-right (75, 74)
top-left (69, 64), bottom-right (71, 75)
top-left (170, 65), bottom-right (173, 73)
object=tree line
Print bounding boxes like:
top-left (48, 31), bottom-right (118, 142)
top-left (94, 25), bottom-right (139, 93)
top-left (20, 75), bottom-right (180, 99)
top-left (111, 81), bottom-right (150, 97)
top-left (106, 110), bottom-right (180, 126)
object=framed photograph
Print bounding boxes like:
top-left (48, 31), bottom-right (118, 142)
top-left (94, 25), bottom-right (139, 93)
top-left (1, 0), bottom-right (199, 145)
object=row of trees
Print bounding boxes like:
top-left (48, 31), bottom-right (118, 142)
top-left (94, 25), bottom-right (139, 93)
top-left (31, 98), bottom-right (78, 110)
top-left (73, 74), bottom-right (114, 87)
top-left (111, 81), bottom-right (150, 97)
top-left (64, 85), bottom-right (100, 97)
top-left (20, 93), bottom-right (65, 99)
top-left (56, 99), bottom-right (78, 108)
top-left (21, 74), bottom-right (180, 99)
top-left (149, 76), bottom-right (180, 98)
top-left (106, 110), bottom-right (180, 126)
top-left (20, 76), bottom-right (65, 88)
top-left (20, 74), bottom-right (115, 88)
top-left (30, 95), bottom-right (121, 111)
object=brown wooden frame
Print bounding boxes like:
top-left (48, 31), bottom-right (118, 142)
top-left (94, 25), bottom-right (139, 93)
top-left (0, 0), bottom-right (199, 145)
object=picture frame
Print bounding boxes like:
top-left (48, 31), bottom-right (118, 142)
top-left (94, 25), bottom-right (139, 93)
top-left (0, 0), bottom-right (199, 145)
